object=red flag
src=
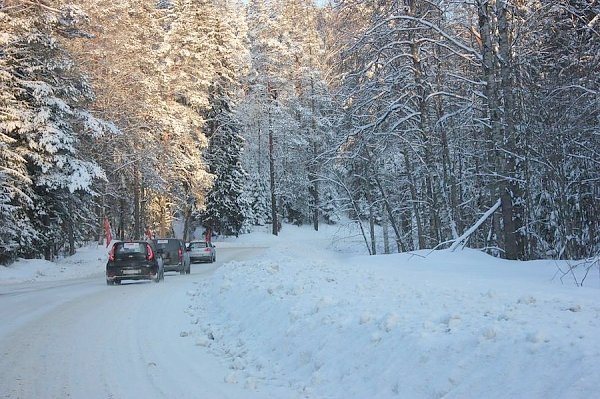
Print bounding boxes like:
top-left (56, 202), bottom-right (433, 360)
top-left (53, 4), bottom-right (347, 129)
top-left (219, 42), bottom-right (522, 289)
top-left (103, 216), bottom-right (113, 247)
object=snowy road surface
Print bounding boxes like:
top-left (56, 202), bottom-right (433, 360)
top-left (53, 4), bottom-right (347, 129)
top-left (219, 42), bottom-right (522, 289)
top-left (0, 246), bottom-right (286, 399)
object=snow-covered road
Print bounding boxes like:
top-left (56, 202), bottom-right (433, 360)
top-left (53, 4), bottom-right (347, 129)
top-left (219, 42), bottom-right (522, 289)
top-left (0, 246), bottom-right (287, 399)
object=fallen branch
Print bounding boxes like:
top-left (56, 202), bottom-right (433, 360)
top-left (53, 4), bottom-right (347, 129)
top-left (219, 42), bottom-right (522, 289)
top-left (449, 198), bottom-right (501, 252)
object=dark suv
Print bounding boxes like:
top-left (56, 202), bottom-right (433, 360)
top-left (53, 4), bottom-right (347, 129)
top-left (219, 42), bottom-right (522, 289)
top-left (106, 240), bottom-right (164, 285)
top-left (152, 238), bottom-right (190, 275)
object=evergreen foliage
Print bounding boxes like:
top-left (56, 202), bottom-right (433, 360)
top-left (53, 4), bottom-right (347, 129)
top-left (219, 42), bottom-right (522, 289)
top-left (242, 171), bottom-right (270, 226)
top-left (203, 83), bottom-right (248, 236)
top-left (0, 2), bottom-right (112, 263)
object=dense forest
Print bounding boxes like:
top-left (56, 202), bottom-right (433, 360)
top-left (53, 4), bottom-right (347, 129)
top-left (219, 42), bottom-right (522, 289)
top-left (0, 0), bottom-right (598, 264)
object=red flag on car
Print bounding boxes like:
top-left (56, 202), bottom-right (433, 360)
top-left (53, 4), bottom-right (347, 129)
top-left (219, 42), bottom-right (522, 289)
top-left (103, 216), bottom-right (112, 247)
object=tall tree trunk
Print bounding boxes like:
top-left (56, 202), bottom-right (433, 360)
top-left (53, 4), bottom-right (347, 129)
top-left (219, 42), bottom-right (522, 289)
top-left (382, 210), bottom-right (390, 254)
top-left (373, 174), bottom-right (406, 252)
top-left (268, 106), bottom-right (278, 236)
top-left (439, 115), bottom-right (460, 239)
top-left (404, 149), bottom-right (425, 249)
top-left (158, 196), bottom-right (168, 238)
top-left (308, 121), bottom-right (319, 232)
top-left (309, 166), bottom-right (319, 231)
top-left (118, 197), bottom-right (125, 241)
top-left (367, 190), bottom-right (376, 255)
top-left (133, 165), bottom-right (140, 240)
top-left (257, 120), bottom-right (263, 177)
top-left (434, 22), bottom-right (461, 240)
top-left (308, 56), bottom-right (319, 232)
top-left (478, 0), bottom-right (505, 256)
top-left (182, 183), bottom-right (192, 242)
top-left (478, 0), bottom-right (524, 259)
top-left (407, 1), bottom-right (443, 248)
top-left (97, 186), bottom-right (105, 245)
top-left (140, 179), bottom-right (146, 240)
top-left (67, 198), bottom-right (75, 256)
top-left (43, 223), bottom-right (52, 261)
top-left (498, 1), bottom-right (524, 259)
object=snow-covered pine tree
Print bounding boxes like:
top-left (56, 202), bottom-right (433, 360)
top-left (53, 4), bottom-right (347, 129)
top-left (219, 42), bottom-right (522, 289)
top-left (0, 9), bottom-right (38, 264)
top-left (0, 2), bottom-right (113, 260)
top-left (201, 0), bottom-right (251, 235)
top-left (242, 171), bottom-right (270, 226)
top-left (203, 83), bottom-right (248, 236)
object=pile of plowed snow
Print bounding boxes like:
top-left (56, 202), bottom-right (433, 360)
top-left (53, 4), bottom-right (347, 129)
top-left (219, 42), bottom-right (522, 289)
top-left (183, 224), bottom-right (599, 398)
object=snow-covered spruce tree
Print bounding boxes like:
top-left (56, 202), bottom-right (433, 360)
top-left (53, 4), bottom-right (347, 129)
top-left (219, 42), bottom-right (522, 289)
top-left (242, 171), bottom-right (270, 227)
top-left (0, 2), bottom-right (112, 261)
top-left (202, 81), bottom-right (248, 237)
top-left (0, 140), bottom-right (34, 264)
top-left (320, 185), bottom-right (340, 225)
top-left (0, 9), bottom-right (37, 264)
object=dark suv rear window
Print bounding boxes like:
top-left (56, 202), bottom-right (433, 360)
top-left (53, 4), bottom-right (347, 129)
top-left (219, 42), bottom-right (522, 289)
top-left (114, 242), bottom-right (147, 260)
top-left (153, 239), bottom-right (181, 251)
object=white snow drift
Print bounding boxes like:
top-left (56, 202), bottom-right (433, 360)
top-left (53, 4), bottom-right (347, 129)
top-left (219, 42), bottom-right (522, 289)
top-left (186, 226), bottom-right (600, 398)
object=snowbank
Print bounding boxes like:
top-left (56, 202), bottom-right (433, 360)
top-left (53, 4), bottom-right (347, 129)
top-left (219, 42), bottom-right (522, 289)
top-left (0, 243), bottom-right (108, 284)
top-left (186, 224), bottom-right (600, 399)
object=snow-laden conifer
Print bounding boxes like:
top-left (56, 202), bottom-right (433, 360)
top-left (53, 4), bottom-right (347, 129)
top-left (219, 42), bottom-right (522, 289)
top-left (0, 3), bottom-right (114, 261)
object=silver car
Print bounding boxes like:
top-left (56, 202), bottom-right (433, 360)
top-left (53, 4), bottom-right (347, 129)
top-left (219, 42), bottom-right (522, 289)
top-left (187, 241), bottom-right (216, 263)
